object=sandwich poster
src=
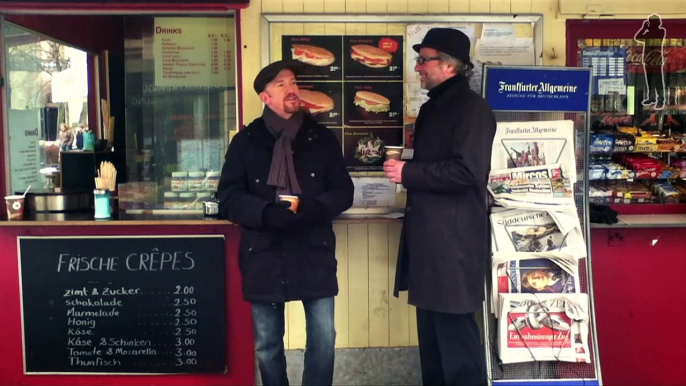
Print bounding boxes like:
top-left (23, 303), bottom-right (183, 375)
top-left (344, 83), bottom-right (403, 127)
top-left (282, 36), bottom-right (342, 80)
top-left (344, 128), bottom-right (403, 171)
top-left (344, 36), bottom-right (403, 80)
top-left (297, 82), bottom-right (342, 126)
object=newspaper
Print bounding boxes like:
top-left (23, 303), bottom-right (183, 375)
top-left (489, 163), bottom-right (563, 182)
top-left (498, 294), bottom-right (590, 364)
top-left (491, 120), bottom-right (577, 183)
top-left (491, 252), bottom-right (580, 314)
top-left (488, 177), bottom-right (575, 209)
top-left (490, 208), bottom-right (586, 259)
top-left (491, 199), bottom-right (579, 212)
top-left (488, 164), bottom-right (576, 210)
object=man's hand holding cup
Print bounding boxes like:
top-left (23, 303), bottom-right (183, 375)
top-left (383, 159), bottom-right (405, 184)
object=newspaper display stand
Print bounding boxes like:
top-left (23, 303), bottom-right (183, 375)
top-left (481, 65), bottom-right (602, 386)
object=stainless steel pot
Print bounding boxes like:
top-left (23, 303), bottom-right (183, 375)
top-left (24, 191), bottom-right (91, 213)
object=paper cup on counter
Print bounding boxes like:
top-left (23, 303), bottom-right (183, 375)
top-left (5, 195), bottom-right (25, 221)
top-left (278, 195), bottom-right (299, 213)
top-left (384, 146), bottom-right (404, 161)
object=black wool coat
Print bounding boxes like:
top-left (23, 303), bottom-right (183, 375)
top-left (393, 76), bottom-right (497, 315)
top-left (217, 115), bottom-right (354, 303)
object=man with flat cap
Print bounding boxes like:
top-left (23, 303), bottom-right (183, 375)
top-left (384, 28), bottom-right (496, 385)
top-left (218, 60), bottom-right (354, 385)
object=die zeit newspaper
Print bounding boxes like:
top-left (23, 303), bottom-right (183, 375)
top-left (498, 294), bottom-right (590, 364)
top-left (490, 208), bottom-right (586, 259)
top-left (491, 120), bottom-right (577, 184)
top-left (488, 163), bottom-right (575, 209)
top-left (490, 252), bottom-right (579, 314)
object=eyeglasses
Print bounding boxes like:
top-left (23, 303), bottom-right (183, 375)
top-left (415, 56), bottom-right (442, 65)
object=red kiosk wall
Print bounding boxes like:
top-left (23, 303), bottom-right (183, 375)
top-left (3, 14), bottom-right (124, 53)
top-left (567, 19), bottom-right (686, 385)
top-left (590, 228), bottom-right (686, 386)
top-left (0, 224), bottom-right (254, 385)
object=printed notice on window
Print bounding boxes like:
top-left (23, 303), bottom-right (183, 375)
top-left (352, 177), bottom-right (396, 207)
top-left (481, 24), bottom-right (516, 41)
top-left (475, 38), bottom-right (535, 66)
top-left (153, 17), bottom-right (235, 88)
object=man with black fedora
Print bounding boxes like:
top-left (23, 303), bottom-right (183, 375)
top-left (218, 59), bottom-right (354, 385)
top-left (384, 28), bottom-right (496, 385)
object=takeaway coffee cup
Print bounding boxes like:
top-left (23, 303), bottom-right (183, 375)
top-left (5, 195), bottom-right (25, 221)
top-left (278, 195), bottom-right (299, 213)
top-left (384, 146), bottom-right (404, 161)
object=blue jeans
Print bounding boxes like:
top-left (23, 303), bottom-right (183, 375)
top-left (252, 297), bottom-right (335, 386)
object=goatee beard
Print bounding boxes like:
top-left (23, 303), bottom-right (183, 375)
top-left (284, 104), bottom-right (300, 114)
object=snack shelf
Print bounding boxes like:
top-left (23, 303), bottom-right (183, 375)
top-left (591, 198), bottom-right (686, 205)
top-left (590, 150), bottom-right (686, 155)
top-left (590, 177), bottom-right (686, 204)
top-left (570, 25), bottom-right (686, 227)
top-left (590, 197), bottom-right (654, 205)
top-left (589, 177), bottom-right (684, 181)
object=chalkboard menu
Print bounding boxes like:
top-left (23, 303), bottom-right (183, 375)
top-left (18, 236), bottom-right (226, 374)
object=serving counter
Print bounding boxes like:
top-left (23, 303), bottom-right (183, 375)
top-left (0, 212), bottom-right (402, 385)
top-left (0, 212), bottom-right (403, 226)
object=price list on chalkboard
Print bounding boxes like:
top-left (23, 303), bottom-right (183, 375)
top-left (18, 236), bottom-right (226, 374)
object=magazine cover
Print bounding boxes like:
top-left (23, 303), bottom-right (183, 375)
top-left (491, 252), bottom-right (579, 314)
top-left (491, 120), bottom-right (577, 183)
top-left (490, 208), bottom-right (586, 259)
top-left (498, 294), bottom-right (590, 364)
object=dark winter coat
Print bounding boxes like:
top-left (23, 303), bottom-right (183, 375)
top-left (218, 115), bottom-right (354, 303)
top-left (393, 76), bottom-right (497, 314)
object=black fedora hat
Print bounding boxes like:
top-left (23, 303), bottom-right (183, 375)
top-left (253, 59), bottom-right (304, 95)
top-left (413, 28), bottom-right (473, 69)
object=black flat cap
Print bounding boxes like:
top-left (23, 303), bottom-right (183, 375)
top-left (413, 28), bottom-right (473, 69)
top-left (253, 60), bottom-right (302, 95)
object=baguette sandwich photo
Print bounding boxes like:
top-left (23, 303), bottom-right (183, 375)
top-left (291, 44), bottom-right (336, 66)
top-left (298, 89), bottom-right (334, 115)
top-left (353, 91), bottom-right (391, 113)
top-left (350, 44), bottom-right (392, 68)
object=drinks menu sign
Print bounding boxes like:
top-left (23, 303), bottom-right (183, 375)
top-left (153, 17), bottom-right (235, 88)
